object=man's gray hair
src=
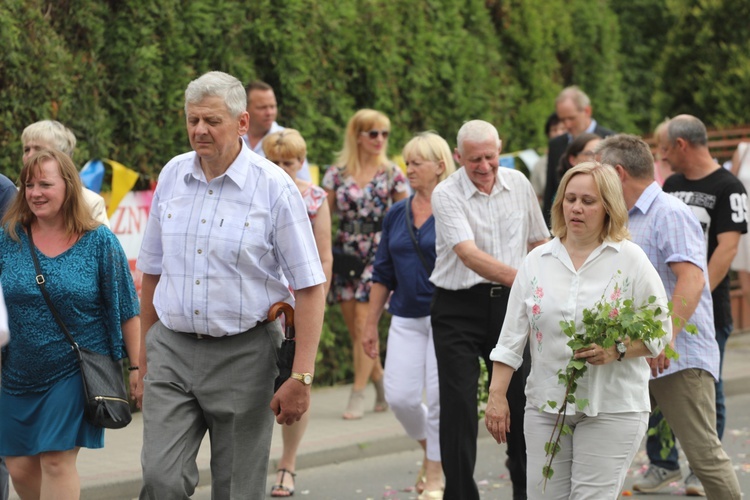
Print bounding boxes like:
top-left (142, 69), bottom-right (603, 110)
top-left (594, 134), bottom-right (655, 180)
top-left (185, 71), bottom-right (247, 118)
top-left (456, 120), bottom-right (500, 155)
top-left (555, 86), bottom-right (591, 111)
top-left (667, 115), bottom-right (708, 147)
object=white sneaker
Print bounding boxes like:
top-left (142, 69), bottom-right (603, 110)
top-left (684, 472), bottom-right (706, 496)
top-left (632, 464), bottom-right (682, 493)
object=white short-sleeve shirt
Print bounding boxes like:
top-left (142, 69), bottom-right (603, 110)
top-left (137, 141), bottom-right (325, 336)
top-left (430, 167), bottom-right (549, 290)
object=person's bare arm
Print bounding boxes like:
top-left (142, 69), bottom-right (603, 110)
top-left (647, 261), bottom-right (705, 376)
top-left (121, 316), bottom-right (140, 401)
top-left (485, 362), bottom-right (515, 444)
top-left (270, 283), bottom-right (325, 425)
top-left (135, 273), bottom-right (160, 409)
top-left (453, 240), bottom-right (518, 286)
top-left (362, 283), bottom-right (390, 359)
top-left (708, 231), bottom-right (741, 291)
top-left (313, 201), bottom-right (333, 296)
top-left (325, 188), bottom-right (336, 217)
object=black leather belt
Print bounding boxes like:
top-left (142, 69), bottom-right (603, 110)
top-left (340, 218), bottom-right (383, 234)
top-left (176, 320), bottom-right (269, 341)
top-left (469, 283), bottom-right (508, 297)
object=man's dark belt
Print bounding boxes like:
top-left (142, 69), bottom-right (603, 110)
top-left (340, 217), bottom-right (383, 234)
top-left (468, 283), bottom-right (508, 297)
top-left (175, 319), bottom-right (270, 341)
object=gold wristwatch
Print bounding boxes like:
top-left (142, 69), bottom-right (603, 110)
top-left (291, 372), bottom-right (314, 385)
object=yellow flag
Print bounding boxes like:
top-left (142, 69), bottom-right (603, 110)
top-left (105, 159), bottom-right (140, 218)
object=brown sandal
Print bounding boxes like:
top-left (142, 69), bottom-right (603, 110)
top-left (270, 468), bottom-right (296, 497)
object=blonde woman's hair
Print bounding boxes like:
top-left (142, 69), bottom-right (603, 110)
top-left (402, 131), bottom-right (456, 183)
top-left (336, 109), bottom-right (391, 177)
top-left (550, 162), bottom-right (630, 242)
top-left (2, 149), bottom-right (98, 241)
top-left (22, 120), bottom-right (77, 155)
top-left (263, 128), bottom-right (307, 161)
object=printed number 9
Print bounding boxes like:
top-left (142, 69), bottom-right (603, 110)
top-left (730, 193), bottom-right (748, 223)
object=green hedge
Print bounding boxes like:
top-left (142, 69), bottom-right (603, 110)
top-left (0, 0), bottom-right (638, 178)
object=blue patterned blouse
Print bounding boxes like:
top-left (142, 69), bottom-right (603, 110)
top-left (0, 225), bottom-right (139, 395)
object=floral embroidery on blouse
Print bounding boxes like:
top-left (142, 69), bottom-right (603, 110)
top-left (531, 277), bottom-right (544, 352)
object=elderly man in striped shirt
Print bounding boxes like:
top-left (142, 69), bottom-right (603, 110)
top-left (135, 71), bottom-right (326, 499)
top-left (597, 134), bottom-right (740, 499)
top-left (430, 120), bottom-right (549, 500)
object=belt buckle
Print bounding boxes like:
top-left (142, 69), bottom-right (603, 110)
top-left (195, 333), bottom-right (205, 340)
top-left (490, 286), bottom-right (504, 298)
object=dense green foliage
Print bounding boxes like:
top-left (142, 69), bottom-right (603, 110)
top-left (2, 0), bottom-right (747, 384)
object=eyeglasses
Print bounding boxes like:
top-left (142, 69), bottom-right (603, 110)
top-left (362, 130), bottom-right (389, 140)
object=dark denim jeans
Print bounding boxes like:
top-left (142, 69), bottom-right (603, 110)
top-left (714, 323), bottom-right (732, 440)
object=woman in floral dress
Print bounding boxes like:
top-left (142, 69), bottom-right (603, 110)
top-left (322, 109), bottom-right (408, 419)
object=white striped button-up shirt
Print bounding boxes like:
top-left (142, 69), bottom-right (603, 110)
top-left (137, 142), bottom-right (325, 336)
top-left (430, 167), bottom-right (549, 290)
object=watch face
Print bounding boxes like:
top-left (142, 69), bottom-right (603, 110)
top-left (303, 374), bottom-right (313, 385)
top-left (616, 342), bottom-right (627, 354)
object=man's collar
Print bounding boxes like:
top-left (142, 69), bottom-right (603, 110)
top-left (184, 139), bottom-right (251, 188)
top-left (457, 167), bottom-right (510, 199)
top-left (566, 119), bottom-right (598, 142)
top-left (585, 119), bottom-right (598, 134)
top-left (629, 181), bottom-right (661, 216)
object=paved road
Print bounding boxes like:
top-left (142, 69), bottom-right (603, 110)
top-left (190, 393), bottom-right (750, 499)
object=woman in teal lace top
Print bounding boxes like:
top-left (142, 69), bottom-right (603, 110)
top-left (0, 149), bottom-right (140, 498)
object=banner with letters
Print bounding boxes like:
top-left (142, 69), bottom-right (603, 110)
top-left (109, 189), bottom-right (154, 297)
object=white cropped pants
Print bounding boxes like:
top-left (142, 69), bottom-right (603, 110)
top-left (383, 315), bottom-right (441, 461)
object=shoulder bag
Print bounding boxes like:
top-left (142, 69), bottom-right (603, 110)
top-left (26, 227), bottom-right (132, 429)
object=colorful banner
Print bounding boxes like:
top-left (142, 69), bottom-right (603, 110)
top-left (79, 158), bottom-right (141, 217)
top-left (105, 159), bottom-right (140, 218)
top-left (80, 159), bottom-right (105, 192)
top-left (109, 189), bottom-right (154, 297)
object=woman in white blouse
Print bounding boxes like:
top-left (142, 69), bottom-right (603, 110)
top-left (484, 162), bottom-right (671, 499)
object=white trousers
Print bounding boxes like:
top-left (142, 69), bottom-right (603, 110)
top-left (383, 315), bottom-right (441, 461)
top-left (525, 404), bottom-right (647, 500)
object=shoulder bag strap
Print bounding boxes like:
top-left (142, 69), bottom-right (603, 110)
top-left (25, 227), bottom-right (79, 350)
top-left (404, 198), bottom-right (432, 275)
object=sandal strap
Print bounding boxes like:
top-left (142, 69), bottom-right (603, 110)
top-left (277, 467), bottom-right (297, 478)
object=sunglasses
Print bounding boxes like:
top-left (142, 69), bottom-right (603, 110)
top-left (362, 130), bottom-right (390, 140)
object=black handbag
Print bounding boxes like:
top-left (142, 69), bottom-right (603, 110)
top-left (332, 247), bottom-right (366, 280)
top-left (267, 302), bottom-right (295, 392)
top-left (26, 227), bottom-right (132, 429)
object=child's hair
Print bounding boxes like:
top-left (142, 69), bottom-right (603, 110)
top-left (262, 129), bottom-right (307, 160)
